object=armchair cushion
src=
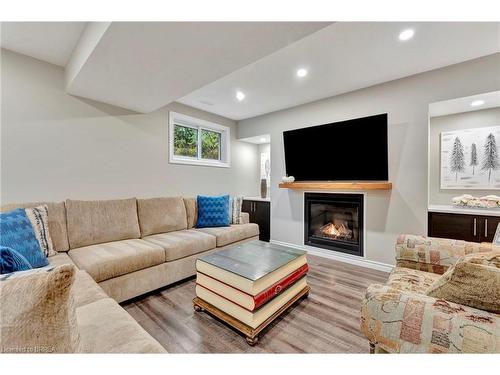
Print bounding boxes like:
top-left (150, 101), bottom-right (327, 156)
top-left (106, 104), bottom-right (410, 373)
top-left (387, 267), bottom-right (440, 294)
top-left (427, 251), bottom-right (500, 314)
top-left (361, 284), bottom-right (500, 353)
top-left (395, 234), bottom-right (492, 274)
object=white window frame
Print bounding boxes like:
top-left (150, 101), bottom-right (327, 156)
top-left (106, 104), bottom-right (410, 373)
top-left (169, 111), bottom-right (230, 168)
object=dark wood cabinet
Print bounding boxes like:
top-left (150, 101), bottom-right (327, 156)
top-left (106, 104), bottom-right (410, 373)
top-left (428, 211), bottom-right (500, 243)
top-left (242, 199), bottom-right (270, 242)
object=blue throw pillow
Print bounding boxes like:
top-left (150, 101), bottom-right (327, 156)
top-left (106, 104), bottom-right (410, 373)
top-left (0, 246), bottom-right (33, 274)
top-left (0, 208), bottom-right (48, 269)
top-left (196, 195), bottom-right (230, 228)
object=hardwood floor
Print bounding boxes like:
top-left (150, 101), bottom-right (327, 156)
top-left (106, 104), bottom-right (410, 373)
top-left (122, 254), bottom-right (389, 353)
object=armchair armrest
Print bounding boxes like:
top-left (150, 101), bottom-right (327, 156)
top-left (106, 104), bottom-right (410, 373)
top-left (395, 234), bottom-right (492, 274)
top-left (360, 284), bottom-right (500, 353)
top-left (240, 212), bottom-right (250, 224)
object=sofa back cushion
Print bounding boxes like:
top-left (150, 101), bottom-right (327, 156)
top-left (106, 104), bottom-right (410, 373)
top-left (1, 201), bottom-right (70, 252)
top-left (66, 198), bottom-right (140, 249)
top-left (426, 251), bottom-right (500, 314)
top-left (183, 197), bottom-right (197, 229)
top-left (0, 264), bottom-right (80, 353)
top-left (137, 197), bottom-right (187, 236)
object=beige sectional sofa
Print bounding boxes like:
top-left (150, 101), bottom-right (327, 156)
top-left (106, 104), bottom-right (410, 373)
top-left (1, 196), bottom-right (259, 353)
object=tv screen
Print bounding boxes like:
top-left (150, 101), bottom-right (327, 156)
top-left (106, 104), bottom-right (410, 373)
top-left (283, 114), bottom-right (388, 181)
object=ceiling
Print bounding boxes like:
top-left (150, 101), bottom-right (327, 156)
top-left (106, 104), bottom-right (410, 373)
top-left (179, 22), bottom-right (500, 120)
top-left (429, 90), bottom-right (500, 117)
top-left (1, 22), bottom-right (499, 120)
top-left (63, 22), bottom-right (330, 113)
top-left (1, 22), bottom-right (86, 66)
top-left (239, 134), bottom-right (271, 144)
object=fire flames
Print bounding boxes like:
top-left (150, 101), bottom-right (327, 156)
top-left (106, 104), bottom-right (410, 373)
top-left (316, 222), bottom-right (353, 240)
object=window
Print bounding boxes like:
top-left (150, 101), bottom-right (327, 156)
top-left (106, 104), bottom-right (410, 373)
top-left (169, 112), bottom-right (230, 168)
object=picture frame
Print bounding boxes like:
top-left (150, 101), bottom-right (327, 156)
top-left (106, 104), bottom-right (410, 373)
top-left (440, 126), bottom-right (500, 189)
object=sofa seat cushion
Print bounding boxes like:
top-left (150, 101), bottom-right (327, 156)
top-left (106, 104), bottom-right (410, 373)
top-left (73, 271), bottom-right (109, 308)
top-left (142, 230), bottom-right (216, 262)
top-left (76, 298), bottom-right (165, 353)
top-left (387, 267), bottom-right (440, 294)
top-left (48, 252), bottom-right (76, 267)
top-left (68, 239), bottom-right (165, 282)
top-left (196, 224), bottom-right (259, 247)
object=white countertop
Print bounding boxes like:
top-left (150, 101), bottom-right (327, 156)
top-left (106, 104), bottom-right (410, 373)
top-left (428, 204), bottom-right (500, 217)
top-left (244, 196), bottom-right (271, 202)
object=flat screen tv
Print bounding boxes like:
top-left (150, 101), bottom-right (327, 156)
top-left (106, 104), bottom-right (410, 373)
top-left (283, 113), bottom-right (388, 181)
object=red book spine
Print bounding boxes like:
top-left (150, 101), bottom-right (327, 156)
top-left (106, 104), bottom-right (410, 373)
top-left (252, 264), bottom-right (309, 310)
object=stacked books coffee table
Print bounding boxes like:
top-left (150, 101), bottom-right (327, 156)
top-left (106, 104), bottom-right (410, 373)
top-left (193, 241), bottom-right (309, 346)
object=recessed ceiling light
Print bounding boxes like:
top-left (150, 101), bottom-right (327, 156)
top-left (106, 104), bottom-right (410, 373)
top-left (296, 68), bottom-right (308, 78)
top-left (398, 29), bottom-right (415, 41)
top-left (236, 91), bottom-right (245, 101)
top-left (471, 100), bottom-right (485, 107)
top-left (260, 137), bottom-right (267, 142)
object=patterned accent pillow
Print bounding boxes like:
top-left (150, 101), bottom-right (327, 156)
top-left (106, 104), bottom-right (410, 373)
top-left (0, 246), bottom-right (33, 274)
top-left (0, 264), bottom-right (80, 353)
top-left (196, 195), bottom-right (230, 228)
top-left (230, 196), bottom-right (243, 224)
top-left (25, 205), bottom-right (56, 257)
top-left (0, 208), bottom-right (48, 269)
top-left (427, 251), bottom-right (500, 314)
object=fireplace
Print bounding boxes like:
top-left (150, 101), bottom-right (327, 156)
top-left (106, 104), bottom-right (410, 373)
top-left (304, 193), bottom-right (364, 256)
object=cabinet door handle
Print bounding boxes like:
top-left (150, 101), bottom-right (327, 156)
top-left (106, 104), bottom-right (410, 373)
top-left (485, 219), bottom-right (488, 238)
top-left (473, 218), bottom-right (477, 236)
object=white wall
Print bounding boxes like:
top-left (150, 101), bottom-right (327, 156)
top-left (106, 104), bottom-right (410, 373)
top-left (259, 142), bottom-right (271, 197)
top-left (238, 53), bottom-right (500, 266)
top-left (0, 49), bottom-right (260, 203)
top-left (429, 107), bottom-right (500, 205)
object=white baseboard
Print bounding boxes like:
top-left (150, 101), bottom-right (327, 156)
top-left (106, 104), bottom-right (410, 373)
top-left (270, 240), bottom-right (394, 273)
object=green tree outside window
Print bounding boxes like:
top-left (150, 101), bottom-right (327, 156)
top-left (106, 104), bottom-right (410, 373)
top-left (201, 129), bottom-right (221, 160)
top-left (174, 125), bottom-right (198, 157)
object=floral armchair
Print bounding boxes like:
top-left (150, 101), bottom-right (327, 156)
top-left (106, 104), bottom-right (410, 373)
top-left (360, 234), bottom-right (499, 353)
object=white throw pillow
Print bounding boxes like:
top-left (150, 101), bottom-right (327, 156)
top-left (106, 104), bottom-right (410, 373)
top-left (24, 205), bottom-right (56, 257)
top-left (230, 196), bottom-right (243, 224)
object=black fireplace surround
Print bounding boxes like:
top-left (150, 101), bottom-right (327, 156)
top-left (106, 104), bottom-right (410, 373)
top-left (304, 193), bottom-right (364, 257)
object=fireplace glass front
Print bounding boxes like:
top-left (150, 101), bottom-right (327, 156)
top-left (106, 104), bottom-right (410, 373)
top-left (304, 193), bottom-right (364, 256)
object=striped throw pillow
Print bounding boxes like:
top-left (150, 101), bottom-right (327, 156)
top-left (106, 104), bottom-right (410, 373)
top-left (25, 205), bottom-right (56, 257)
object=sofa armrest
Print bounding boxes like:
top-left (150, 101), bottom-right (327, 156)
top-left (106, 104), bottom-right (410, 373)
top-left (360, 284), bottom-right (500, 354)
top-left (395, 234), bottom-right (492, 274)
top-left (240, 212), bottom-right (250, 224)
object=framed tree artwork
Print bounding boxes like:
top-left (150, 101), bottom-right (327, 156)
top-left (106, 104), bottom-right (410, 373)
top-left (440, 125), bottom-right (500, 189)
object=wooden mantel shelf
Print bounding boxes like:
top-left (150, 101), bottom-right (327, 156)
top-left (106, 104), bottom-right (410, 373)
top-left (278, 181), bottom-right (392, 191)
